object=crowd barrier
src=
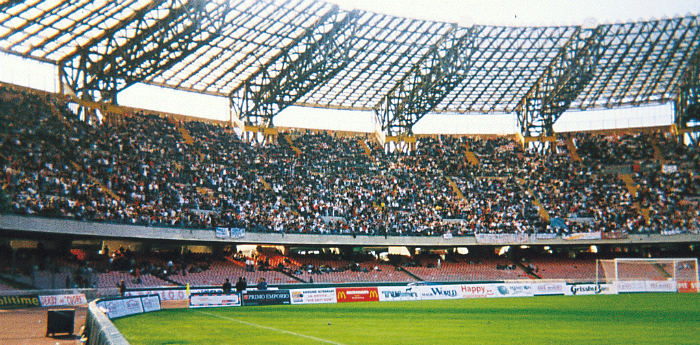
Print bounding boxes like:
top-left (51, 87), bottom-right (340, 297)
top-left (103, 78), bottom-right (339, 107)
top-left (85, 295), bottom-right (162, 345)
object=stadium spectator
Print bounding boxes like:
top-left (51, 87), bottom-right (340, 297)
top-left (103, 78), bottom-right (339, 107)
top-left (235, 277), bottom-right (247, 292)
top-left (222, 278), bottom-right (232, 293)
top-left (118, 279), bottom-right (126, 296)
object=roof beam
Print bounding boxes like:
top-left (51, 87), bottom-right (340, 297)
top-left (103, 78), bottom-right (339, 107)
top-left (675, 44), bottom-right (700, 132)
top-left (56, 0), bottom-right (167, 65)
top-left (59, 0), bottom-right (229, 102)
top-left (515, 27), bottom-right (604, 138)
top-left (229, 7), bottom-right (358, 127)
top-left (373, 25), bottom-right (474, 136)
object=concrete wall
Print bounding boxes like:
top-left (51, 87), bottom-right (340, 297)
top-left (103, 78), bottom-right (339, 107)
top-left (1, 214), bottom-right (699, 247)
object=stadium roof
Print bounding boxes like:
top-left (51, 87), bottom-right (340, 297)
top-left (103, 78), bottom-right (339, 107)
top-left (1, 0), bottom-right (699, 135)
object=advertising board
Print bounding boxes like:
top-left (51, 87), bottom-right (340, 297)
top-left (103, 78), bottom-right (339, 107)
top-left (39, 293), bottom-right (87, 307)
top-left (0, 294), bottom-right (40, 309)
top-left (377, 286), bottom-right (421, 302)
top-left (677, 280), bottom-right (700, 293)
top-left (141, 295), bottom-right (162, 312)
top-left (492, 284), bottom-right (534, 298)
top-left (189, 293), bottom-right (242, 308)
top-left (562, 232), bottom-right (602, 240)
top-left (335, 287), bottom-right (379, 303)
top-left (531, 282), bottom-right (566, 296)
top-left (97, 297), bottom-right (144, 319)
top-left (615, 280), bottom-right (646, 293)
top-left (645, 280), bottom-right (677, 293)
top-left (126, 289), bottom-right (188, 301)
top-left (290, 288), bottom-right (337, 305)
top-left (416, 285), bottom-right (462, 300)
top-left (242, 290), bottom-right (291, 306)
top-left (566, 284), bottom-right (616, 295)
top-left (458, 284), bottom-right (497, 299)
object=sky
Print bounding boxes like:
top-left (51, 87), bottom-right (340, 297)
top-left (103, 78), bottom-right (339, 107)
top-left (2, 0), bottom-right (699, 134)
top-left (327, 0), bottom-right (700, 27)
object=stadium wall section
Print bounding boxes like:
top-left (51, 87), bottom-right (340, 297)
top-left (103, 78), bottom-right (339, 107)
top-left (3, 215), bottom-right (699, 247)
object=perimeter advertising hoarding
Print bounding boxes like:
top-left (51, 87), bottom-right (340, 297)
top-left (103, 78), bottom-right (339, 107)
top-left (96, 295), bottom-right (161, 319)
top-left (415, 285), bottom-right (463, 300)
top-left (645, 280), bottom-right (677, 293)
top-left (126, 289), bottom-right (188, 301)
top-left (290, 288), bottom-right (337, 305)
top-left (141, 295), bottom-right (162, 313)
top-left (614, 280), bottom-right (647, 293)
top-left (39, 293), bottom-right (87, 307)
top-left (566, 284), bottom-right (617, 295)
top-left (242, 290), bottom-right (291, 306)
top-left (531, 282), bottom-right (566, 296)
top-left (492, 283), bottom-right (534, 298)
top-left (0, 294), bottom-right (40, 309)
top-left (97, 297), bottom-right (144, 319)
top-left (458, 284), bottom-right (497, 299)
top-left (336, 287), bottom-right (379, 303)
top-left (459, 284), bottom-right (498, 298)
top-left (677, 281), bottom-right (700, 293)
top-left (189, 293), bottom-right (242, 308)
top-left (377, 286), bottom-right (421, 302)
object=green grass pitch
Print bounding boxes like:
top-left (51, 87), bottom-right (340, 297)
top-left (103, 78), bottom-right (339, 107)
top-left (113, 294), bottom-right (700, 345)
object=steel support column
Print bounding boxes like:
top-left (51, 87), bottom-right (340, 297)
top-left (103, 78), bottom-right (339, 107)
top-left (675, 54), bottom-right (700, 147)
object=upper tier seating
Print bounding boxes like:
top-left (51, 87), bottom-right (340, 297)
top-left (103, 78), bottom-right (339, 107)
top-left (1, 85), bottom-right (698, 237)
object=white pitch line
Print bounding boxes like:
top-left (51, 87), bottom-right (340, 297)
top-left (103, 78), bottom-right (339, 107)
top-left (194, 310), bottom-right (346, 345)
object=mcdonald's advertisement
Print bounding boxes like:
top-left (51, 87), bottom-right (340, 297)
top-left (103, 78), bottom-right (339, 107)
top-left (336, 287), bottom-right (379, 303)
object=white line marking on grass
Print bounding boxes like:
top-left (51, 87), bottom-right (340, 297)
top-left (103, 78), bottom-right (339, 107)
top-left (194, 310), bottom-right (346, 345)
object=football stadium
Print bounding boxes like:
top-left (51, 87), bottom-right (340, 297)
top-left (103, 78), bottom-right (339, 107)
top-left (0, 0), bottom-right (699, 344)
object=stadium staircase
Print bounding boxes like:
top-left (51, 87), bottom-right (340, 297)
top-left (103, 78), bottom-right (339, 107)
top-left (70, 161), bottom-right (122, 201)
top-left (397, 266), bottom-right (424, 282)
top-left (358, 138), bottom-right (374, 160)
top-left (510, 257), bottom-right (541, 279)
top-left (280, 133), bottom-right (302, 156)
top-left (51, 94), bottom-right (125, 201)
top-left (445, 177), bottom-right (465, 199)
top-left (651, 137), bottom-right (666, 164)
top-left (47, 95), bottom-right (69, 124)
top-left (463, 144), bottom-right (480, 166)
top-left (258, 177), bottom-right (272, 191)
top-left (653, 263), bottom-right (673, 279)
top-left (166, 117), bottom-right (195, 145)
top-left (564, 136), bottom-right (582, 162)
top-left (517, 178), bottom-right (550, 223)
top-left (620, 174), bottom-right (649, 223)
top-left (620, 174), bottom-right (638, 197)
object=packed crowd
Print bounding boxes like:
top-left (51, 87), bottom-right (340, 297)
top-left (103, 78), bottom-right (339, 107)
top-left (2, 85), bottom-right (699, 236)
